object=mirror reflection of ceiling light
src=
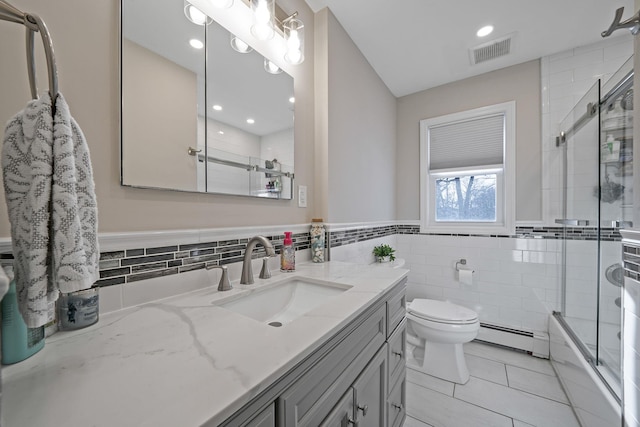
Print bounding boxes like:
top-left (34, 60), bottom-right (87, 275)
top-left (247, 118), bottom-right (255, 124)
top-left (289, 97), bottom-right (295, 103)
top-left (251, 0), bottom-right (275, 40)
top-left (218, 131), bottom-right (225, 135)
top-left (213, 105), bottom-right (223, 111)
top-left (476, 25), bottom-right (494, 37)
top-left (230, 34), bottom-right (253, 53)
top-left (183, 1), bottom-right (212, 25)
top-left (189, 39), bottom-right (204, 49)
top-left (264, 58), bottom-right (282, 74)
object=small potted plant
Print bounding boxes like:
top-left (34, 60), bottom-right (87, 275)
top-left (373, 244), bottom-right (396, 263)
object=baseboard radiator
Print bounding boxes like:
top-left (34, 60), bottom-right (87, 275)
top-left (476, 323), bottom-right (549, 359)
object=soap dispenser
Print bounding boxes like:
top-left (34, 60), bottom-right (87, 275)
top-left (1, 269), bottom-right (45, 364)
top-left (281, 231), bottom-right (295, 272)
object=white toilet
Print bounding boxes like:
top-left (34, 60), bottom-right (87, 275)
top-left (406, 299), bottom-right (480, 384)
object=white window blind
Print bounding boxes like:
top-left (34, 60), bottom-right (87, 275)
top-left (429, 113), bottom-right (505, 170)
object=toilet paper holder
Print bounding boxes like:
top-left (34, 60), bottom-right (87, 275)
top-left (455, 259), bottom-right (474, 273)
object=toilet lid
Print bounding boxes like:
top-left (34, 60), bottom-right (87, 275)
top-left (408, 299), bottom-right (478, 324)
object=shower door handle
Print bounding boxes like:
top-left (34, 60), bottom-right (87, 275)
top-left (555, 219), bottom-right (590, 226)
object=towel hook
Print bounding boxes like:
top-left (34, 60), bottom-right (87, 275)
top-left (601, 7), bottom-right (640, 38)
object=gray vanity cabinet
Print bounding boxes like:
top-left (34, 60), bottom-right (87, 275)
top-left (278, 304), bottom-right (387, 426)
top-left (219, 278), bottom-right (407, 427)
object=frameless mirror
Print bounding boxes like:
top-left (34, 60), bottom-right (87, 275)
top-left (121, 0), bottom-right (294, 199)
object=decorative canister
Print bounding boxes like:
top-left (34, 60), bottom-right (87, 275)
top-left (310, 218), bottom-right (326, 263)
top-left (58, 287), bottom-right (99, 330)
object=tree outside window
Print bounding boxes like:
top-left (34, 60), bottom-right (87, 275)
top-left (435, 174), bottom-right (496, 221)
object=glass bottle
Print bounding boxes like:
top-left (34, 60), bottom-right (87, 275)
top-left (310, 218), bottom-right (325, 263)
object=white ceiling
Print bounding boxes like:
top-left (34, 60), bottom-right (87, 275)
top-left (304, 0), bottom-right (635, 97)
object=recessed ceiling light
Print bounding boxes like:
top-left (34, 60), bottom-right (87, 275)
top-left (247, 118), bottom-right (255, 124)
top-left (289, 97), bottom-right (295, 104)
top-left (212, 105), bottom-right (222, 111)
top-left (218, 131), bottom-right (224, 135)
top-left (476, 25), bottom-right (494, 38)
top-left (189, 39), bottom-right (204, 49)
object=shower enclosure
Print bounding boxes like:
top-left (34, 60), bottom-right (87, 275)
top-left (555, 56), bottom-right (633, 398)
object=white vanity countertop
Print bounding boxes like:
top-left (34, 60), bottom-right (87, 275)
top-left (2, 261), bottom-right (408, 427)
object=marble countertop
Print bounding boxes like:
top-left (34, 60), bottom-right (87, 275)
top-left (2, 261), bottom-right (408, 427)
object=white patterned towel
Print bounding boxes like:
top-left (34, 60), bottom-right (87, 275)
top-left (2, 92), bottom-right (99, 328)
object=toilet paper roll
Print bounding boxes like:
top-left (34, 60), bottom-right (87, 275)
top-left (458, 268), bottom-right (473, 285)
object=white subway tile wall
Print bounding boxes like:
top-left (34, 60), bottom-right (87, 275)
top-left (397, 234), bottom-right (561, 333)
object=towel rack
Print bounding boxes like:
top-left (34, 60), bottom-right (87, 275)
top-left (0, 0), bottom-right (58, 103)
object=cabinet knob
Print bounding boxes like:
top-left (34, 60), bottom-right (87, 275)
top-left (392, 402), bottom-right (403, 411)
top-left (392, 350), bottom-right (403, 358)
top-left (357, 404), bottom-right (368, 416)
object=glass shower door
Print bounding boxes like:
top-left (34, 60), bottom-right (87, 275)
top-left (597, 57), bottom-right (633, 388)
top-left (558, 57), bottom-right (633, 397)
top-left (558, 79), bottom-right (601, 364)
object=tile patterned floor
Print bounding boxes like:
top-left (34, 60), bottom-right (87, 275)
top-left (405, 341), bottom-right (580, 427)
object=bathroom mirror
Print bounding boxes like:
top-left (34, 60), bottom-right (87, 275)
top-left (120, 0), bottom-right (295, 199)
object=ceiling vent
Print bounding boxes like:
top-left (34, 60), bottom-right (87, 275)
top-left (469, 33), bottom-right (515, 65)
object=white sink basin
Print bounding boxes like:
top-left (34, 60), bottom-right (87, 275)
top-left (217, 276), bottom-right (351, 326)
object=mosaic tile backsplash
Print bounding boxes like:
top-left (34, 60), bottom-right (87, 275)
top-left (96, 232), bottom-right (311, 287)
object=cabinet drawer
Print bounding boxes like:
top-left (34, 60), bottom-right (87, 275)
top-left (278, 304), bottom-right (387, 426)
top-left (386, 284), bottom-right (406, 337)
top-left (387, 369), bottom-right (406, 427)
top-left (387, 319), bottom-right (406, 389)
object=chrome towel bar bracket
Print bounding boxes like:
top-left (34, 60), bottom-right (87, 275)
top-left (0, 0), bottom-right (58, 104)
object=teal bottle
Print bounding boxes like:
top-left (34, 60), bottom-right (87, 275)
top-left (1, 280), bottom-right (45, 365)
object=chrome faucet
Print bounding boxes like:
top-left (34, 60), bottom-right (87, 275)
top-left (241, 236), bottom-right (276, 284)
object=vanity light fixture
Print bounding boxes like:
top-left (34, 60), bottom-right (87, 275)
top-left (283, 13), bottom-right (304, 65)
top-left (183, 1), bottom-right (212, 25)
top-left (189, 38), bottom-right (204, 49)
top-left (476, 25), bottom-right (494, 37)
top-left (230, 34), bottom-right (253, 53)
top-left (251, 0), bottom-right (275, 40)
top-left (264, 58), bottom-right (282, 74)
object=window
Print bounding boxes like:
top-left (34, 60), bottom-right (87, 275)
top-left (420, 102), bottom-right (515, 234)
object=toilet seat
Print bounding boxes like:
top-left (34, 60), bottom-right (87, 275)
top-left (408, 299), bottom-right (478, 325)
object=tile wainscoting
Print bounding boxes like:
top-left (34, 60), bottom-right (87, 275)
top-left (0, 223), bottom-right (622, 336)
top-left (0, 223), bottom-right (619, 282)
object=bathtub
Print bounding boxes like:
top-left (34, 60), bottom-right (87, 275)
top-left (549, 314), bottom-right (621, 426)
